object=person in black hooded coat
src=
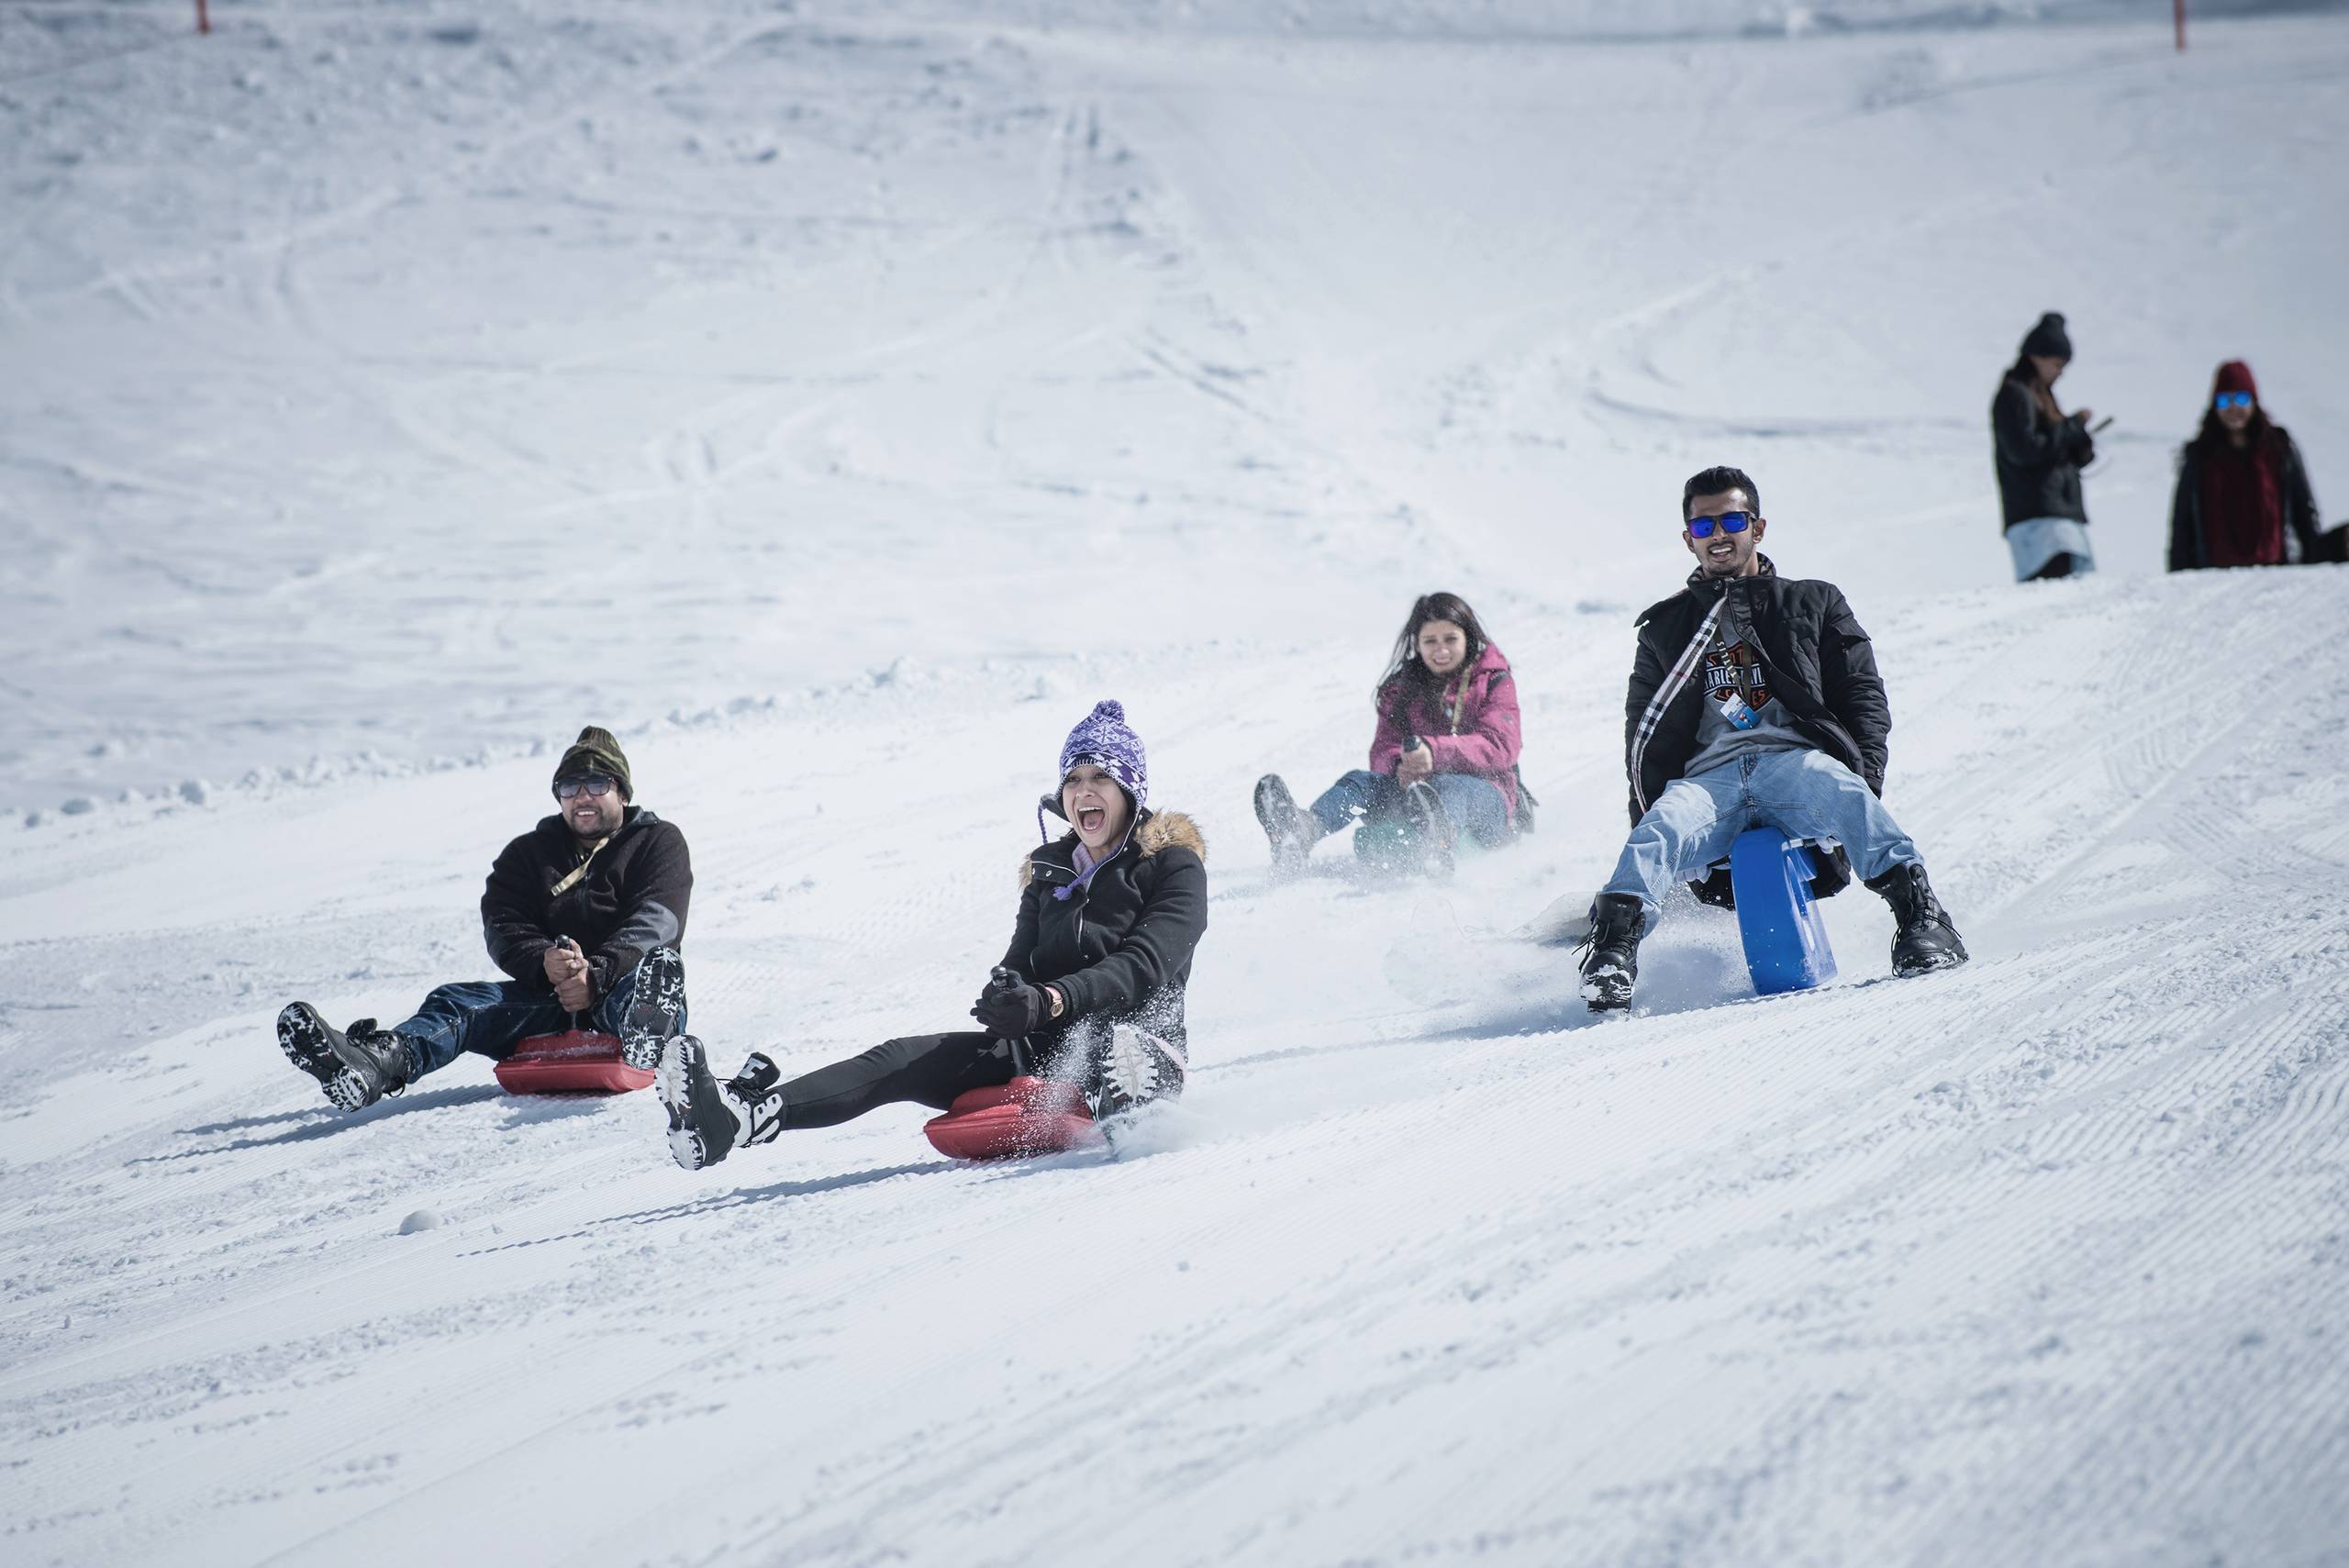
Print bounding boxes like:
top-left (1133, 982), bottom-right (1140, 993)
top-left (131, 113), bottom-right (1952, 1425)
top-left (1992, 311), bottom-right (2099, 583)
top-left (656, 700), bottom-right (1207, 1172)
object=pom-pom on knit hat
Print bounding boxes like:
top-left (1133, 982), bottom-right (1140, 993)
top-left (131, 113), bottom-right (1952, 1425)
top-left (1040, 699), bottom-right (1148, 841)
top-left (2021, 311), bottom-right (2073, 361)
top-left (554, 726), bottom-right (632, 800)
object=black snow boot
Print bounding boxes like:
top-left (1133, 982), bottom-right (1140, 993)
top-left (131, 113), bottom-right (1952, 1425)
top-left (1252, 773), bottom-right (1324, 875)
top-left (1578, 894), bottom-right (1648, 1011)
top-left (1088, 1024), bottom-right (1186, 1125)
top-left (1400, 780), bottom-right (1457, 878)
top-left (619, 946), bottom-right (687, 1071)
top-left (277, 1003), bottom-right (416, 1112)
top-left (657, 1036), bottom-right (784, 1172)
top-left (1866, 862), bottom-right (1970, 977)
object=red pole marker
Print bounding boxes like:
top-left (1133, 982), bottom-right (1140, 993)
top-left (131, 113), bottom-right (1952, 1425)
top-left (197, 0), bottom-right (209, 34)
top-left (2175, 0), bottom-right (2186, 51)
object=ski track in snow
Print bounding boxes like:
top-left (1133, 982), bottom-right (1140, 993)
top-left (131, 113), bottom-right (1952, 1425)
top-left (5, 4), bottom-right (2349, 1564)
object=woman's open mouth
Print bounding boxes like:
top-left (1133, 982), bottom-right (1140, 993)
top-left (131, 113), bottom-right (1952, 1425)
top-left (1077, 806), bottom-right (1105, 832)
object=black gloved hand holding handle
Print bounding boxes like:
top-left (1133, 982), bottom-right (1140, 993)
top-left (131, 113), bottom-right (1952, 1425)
top-left (971, 965), bottom-right (1048, 1039)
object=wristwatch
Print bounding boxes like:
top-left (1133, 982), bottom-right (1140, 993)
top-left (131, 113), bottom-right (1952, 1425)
top-left (1045, 984), bottom-right (1065, 1020)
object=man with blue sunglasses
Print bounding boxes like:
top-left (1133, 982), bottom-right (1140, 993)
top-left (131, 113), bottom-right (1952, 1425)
top-left (1578, 466), bottom-right (1966, 1009)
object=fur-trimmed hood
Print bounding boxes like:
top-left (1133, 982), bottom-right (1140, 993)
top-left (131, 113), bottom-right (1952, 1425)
top-left (1019, 808), bottom-right (1206, 888)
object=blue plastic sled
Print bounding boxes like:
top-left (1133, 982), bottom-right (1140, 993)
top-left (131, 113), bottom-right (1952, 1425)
top-left (1728, 829), bottom-right (1838, 995)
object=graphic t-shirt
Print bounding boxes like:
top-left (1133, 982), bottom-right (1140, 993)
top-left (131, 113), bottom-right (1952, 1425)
top-left (1683, 628), bottom-right (1811, 777)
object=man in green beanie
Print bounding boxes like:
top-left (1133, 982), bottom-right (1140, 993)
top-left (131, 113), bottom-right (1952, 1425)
top-left (273, 726), bottom-right (696, 1111)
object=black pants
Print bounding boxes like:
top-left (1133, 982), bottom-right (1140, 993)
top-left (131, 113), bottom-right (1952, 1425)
top-left (777, 1031), bottom-right (1030, 1131)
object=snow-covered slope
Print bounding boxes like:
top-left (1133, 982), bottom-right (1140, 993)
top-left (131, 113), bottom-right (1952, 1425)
top-left (5, 4), bottom-right (2347, 1564)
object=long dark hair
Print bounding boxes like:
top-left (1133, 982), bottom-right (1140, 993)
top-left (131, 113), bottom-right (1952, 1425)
top-left (2002, 351), bottom-right (2066, 422)
top-left (1378, 592), bottom-right (1492, 712)
top-left (2188, 400), bottom-right (2277, 458)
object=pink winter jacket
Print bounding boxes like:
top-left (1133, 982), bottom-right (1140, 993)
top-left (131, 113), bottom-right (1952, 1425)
top-left (1368, 642), bottom-right (1524, 823)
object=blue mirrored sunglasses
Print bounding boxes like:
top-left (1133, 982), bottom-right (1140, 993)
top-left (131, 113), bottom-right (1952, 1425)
top-left (2214, 392), bottom-right (2254, 412)
top-left (1687, 511), bottom-right (1754, 539)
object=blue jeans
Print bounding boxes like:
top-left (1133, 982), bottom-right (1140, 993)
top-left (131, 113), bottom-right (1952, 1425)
top-left (1602, 748), bottom-right (1919, 921)
top-left (389, 953), bottom-right (680, 1080)
top-left (1310, 769), bottom-right (1511, 847)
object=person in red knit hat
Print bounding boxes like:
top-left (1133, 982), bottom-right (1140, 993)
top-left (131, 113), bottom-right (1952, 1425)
top-left (2167, 361), bottom-right (2327, 570)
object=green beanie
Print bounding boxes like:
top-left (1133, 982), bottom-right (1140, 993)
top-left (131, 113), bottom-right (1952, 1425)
top-left (553, 726), bottom-right (632, 800)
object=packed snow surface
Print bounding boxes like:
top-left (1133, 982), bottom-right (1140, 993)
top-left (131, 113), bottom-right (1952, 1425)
top-left (4, 3), bottom-right (2347, 1564)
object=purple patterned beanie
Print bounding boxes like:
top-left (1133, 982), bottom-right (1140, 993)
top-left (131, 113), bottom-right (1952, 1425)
top-left (1041, 699), bottom-right (1148, 840)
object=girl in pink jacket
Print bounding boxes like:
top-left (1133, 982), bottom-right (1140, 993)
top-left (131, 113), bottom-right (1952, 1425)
top-left (1253, 592), bottom-right (1527, 877)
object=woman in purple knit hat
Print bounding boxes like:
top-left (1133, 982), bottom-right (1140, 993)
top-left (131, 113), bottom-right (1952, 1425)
top-left (1253, 591), bottom-right (1528, 879)
top-left (655, 701), bottom-right (1208, 1172)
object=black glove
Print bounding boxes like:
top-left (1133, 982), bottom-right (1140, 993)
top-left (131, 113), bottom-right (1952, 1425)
top-left (971, 966), bottom-right (1049, 1039)
top-left (2066, 416), bottom-right (2098, 464)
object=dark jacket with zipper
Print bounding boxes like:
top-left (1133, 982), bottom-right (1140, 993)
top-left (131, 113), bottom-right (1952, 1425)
top-left (1006, 808), bottom-right (1208, 1059)
top-left (1623, 557), bottom-right (1891, 826)
top-left (481, 806), bottom-right (693, 1005)
top-left (1991, 373), bottom-right (2095, 528)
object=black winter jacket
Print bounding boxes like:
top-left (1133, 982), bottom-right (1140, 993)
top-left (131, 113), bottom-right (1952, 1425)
top-left (1991, 375), bottom-right (2095, 528)
top-left (1622, 558), bottom-right (1891, 826)
top-left (482, 806), bottom-right (693, 1005)
top-left (2167, 427), bottom-right (2323, 570)
top-left (1007, 809), bottom-right (1208, 1059)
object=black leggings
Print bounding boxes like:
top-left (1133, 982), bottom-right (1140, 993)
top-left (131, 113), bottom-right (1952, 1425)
top-left (778, 1031), bottom-right (1026, 1130)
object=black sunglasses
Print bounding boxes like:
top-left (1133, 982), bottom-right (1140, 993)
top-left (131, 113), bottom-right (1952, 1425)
top-left (553, 774), bottom-right (617, 800)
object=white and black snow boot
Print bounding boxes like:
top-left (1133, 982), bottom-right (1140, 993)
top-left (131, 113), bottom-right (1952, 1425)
top-left (277, 1003), bottom-right (416, 1112)
top-left (1400, 780), bottom-right (1457, 878)
top-left (1089, 1024), bottom-right (1186, 1125)
top-left (657, 1036), bottom-right (784, 1172)
top-left (1252, 773), bottom-right (1323, 875)
top-left (1866, 862), bottom-right (1969, 977)
top-left (619, 946), bottom-right (687, 1071)
top-left (1577, 894), bottom-right (1647, 1011)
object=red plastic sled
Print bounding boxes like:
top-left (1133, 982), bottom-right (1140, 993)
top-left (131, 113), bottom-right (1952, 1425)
top-left (924, 1075), bottom-right (1101, 1161)
top-left (494, 1030), bottom-right (654, 1096)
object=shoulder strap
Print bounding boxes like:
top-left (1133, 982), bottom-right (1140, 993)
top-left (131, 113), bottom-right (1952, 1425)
top-left (549, 835), bottom-right (612, 897)
top-left (1628, 599), bottom-right (1724, 815)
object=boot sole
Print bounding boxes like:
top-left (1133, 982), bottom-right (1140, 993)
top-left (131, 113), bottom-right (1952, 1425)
top-left (1578, 965), bottom-right (1635, 1011)
top-left (277, 1004), bottom-right (376, 1113)
top-left (1252, 776), bottom-right (1308, 876)
top-left (1092, 1024), bottom-right (1187, 1124)
top-left (1093, 1025), bottom-right (1155, 1120)
top-left (655, 1037), bottom-right (708, 1170)
top-left (1894, 947), bottom-right (1970, 979)
top-left (277, 1004), bottom-right (338, 1083)
top-left (656, 1036), bottom-right (739, 1172)
top-left (620, 948), bottom-right (687, 1071)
